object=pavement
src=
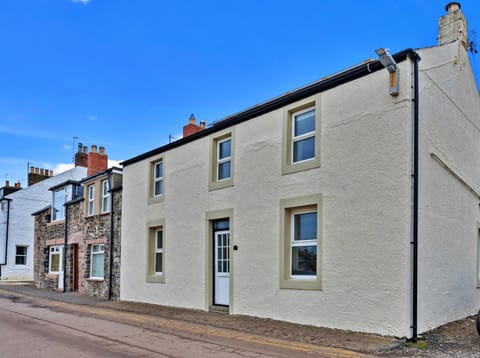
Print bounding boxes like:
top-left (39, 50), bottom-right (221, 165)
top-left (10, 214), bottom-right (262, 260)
top-left (0, 280), bottom-right (401, 356)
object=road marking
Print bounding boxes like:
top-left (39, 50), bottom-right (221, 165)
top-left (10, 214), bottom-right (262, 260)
top-left (0, 289), bottom-right (375, 358)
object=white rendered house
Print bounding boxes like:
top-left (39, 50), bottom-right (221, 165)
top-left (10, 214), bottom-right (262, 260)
top-left (0, 166), bottom-right (87, 280)
top-left (120, 4), bottom-right (480, 338)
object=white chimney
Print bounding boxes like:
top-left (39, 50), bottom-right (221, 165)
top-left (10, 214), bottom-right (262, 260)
top-left (438, 2), bottom-right (468, 50)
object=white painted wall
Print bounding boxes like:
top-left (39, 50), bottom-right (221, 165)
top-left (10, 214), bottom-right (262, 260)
top-left (121, 58), bottom-right (415, 336)
top-left (417, 42), bottom-right (480, 333)
top-left (0, 166), bottom-right (87, 280)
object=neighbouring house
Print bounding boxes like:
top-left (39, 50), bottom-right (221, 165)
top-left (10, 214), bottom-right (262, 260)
top-left (0, 166), bottom-right (87, 281)
top-left (33, 144), bottom-right (122, 299)
top-left (120, 3), bottom-right (480, 338)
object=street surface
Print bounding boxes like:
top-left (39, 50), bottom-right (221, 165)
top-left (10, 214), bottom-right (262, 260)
top-left (0, 291), bottom-right (374, 358)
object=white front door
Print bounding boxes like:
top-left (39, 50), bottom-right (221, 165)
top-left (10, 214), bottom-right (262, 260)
top-left (214, 230), bottom-right (230, 306)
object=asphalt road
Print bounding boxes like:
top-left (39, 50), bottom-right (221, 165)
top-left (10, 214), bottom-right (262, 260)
top-left (0, 292), bottom-right (374, 358)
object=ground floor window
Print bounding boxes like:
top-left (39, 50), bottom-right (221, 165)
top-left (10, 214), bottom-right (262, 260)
top-left (49, 246), bottom-right (63, 274)
top-left (90, 244), bottom-right (105, 279)
top-left (147, 220), bottom-right (166, 283)
top-left (280, 194), bottom-right (322, 290)
top-left (15, 246), bottom-right (27, 265)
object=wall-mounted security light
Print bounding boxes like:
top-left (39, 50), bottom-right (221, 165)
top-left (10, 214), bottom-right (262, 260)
top-left (375, 48), bottom-right (399, 96)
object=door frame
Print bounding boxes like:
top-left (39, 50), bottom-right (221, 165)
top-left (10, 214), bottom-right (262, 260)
top-left (205, 209), bottom-right (233, 312)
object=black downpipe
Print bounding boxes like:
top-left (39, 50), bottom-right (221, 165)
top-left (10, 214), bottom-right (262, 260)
top-left (0, 199), bottom-right (12, 278)
top-left (63, 203), bottom-right (68, 291)
top-left (411, 52), bottom-right (421, 341)
top-left (108, 172), bottom-right (114, 300)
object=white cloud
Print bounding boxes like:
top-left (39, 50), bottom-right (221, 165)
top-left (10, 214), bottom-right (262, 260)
top-left (63, 144), bottom-right (71, 151)
top-left (87, 115), bottom-right (97, 121)
top-left (71, 0), bottom-right (91, 4)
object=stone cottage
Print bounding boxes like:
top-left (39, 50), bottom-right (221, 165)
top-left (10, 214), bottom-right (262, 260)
top-left (33, 144), bottom-right (122, 299)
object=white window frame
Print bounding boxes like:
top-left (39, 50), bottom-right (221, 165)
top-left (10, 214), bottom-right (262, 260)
top-left (52, 188), bottom-right (66, 221)
top-left (101, 180), bottom-right (110, 213)
top-left (49, 245), bottom-right (63, 274)
top-left (90, 244), bottom-right (105, 279)
top-left (88, 185), bottom-right (95, 216)
top-left (153, 160), bottom-right (164, 197)
top-left (15, 245), bottom-right (27, 266)
top-left (291, 107), bottom-right (316, 164)
top-left (290, 209), bottom-right (317, 279)
top-left (154, 228), bottom-right (163, 275)
top-left (217, 137), bottom-right (232, 181)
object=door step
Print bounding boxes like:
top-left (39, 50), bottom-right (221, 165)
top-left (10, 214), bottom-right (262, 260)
top-left (209, 305), bottom-right (229, 314)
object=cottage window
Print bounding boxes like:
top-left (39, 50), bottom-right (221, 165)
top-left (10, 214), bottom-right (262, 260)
top-left (88, 185), bottom-right (95, 216)
top-left (147, 222), bottom-right (165, 283)
top-left (15, 246), bottom-right (27, 265)
top-left (49, 246), bottom-right (63, 274)
top-left (292, 108), bottom-right (315, 163)
top-left (209, 131), bottom-right (234, 191)
top-left (154, 229), bottom-right (163, 274)
top-left (153, 160), bottom-right (164, 197)
top-left (280, 195), bottom-right (322, 290)
top-left (217, 138), bottom-right (231, 181)
top-left (102, 180), bottom-right (110, 213)
top-left (282, 97), bottom-right (321, 175)
top-left (90, 244), bottom-right (105, 279)
top-left (52, 188), bottom-right (66, 221)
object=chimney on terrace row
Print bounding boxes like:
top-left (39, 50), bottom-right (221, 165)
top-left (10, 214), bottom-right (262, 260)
top-left (438, 2), bottom-right (469, 50)
top-left (87, 144), bottom-right (108, 176)
top-left (28, 166), bottom-right (54, 186)
top-left (75, 143), bottom-right (88, 168)
top-left (183, 114), bottom-right (206, 138)
top-left (2, 180), bottom-right (22, 196)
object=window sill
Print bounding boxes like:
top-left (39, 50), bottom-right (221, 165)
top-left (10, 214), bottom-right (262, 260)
top-left (147, 274), bottom-right (165, 283)
top-left (280, 277), bottom-right (322, 290)
top-left (87, 278), bottom-right (104, 282)
top-left (282, 157), bottom-right (321, 175)
top-left (209, 178), bottom-right (234, 191)
top-left (47, 273), bottom-right (59, 279)
top-left (148, 195), bottom-right (165, 205)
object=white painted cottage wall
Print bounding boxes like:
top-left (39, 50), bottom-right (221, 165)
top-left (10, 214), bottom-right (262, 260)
top-left (121, 59), bottom-right (415, 336)
top-left (0, 166), bottom-right (87, 280)
top-left (417, 42), bottom-right (480, 333)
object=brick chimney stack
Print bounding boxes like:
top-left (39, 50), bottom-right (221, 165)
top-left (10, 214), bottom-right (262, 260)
top-left (28, 165), bottom-right (54, 186)
top-left (2, 180), bottom-right (22, 195)
top-left (87, 144), bottom-right (108, 176)
top-left (438, 2), bottom-right (468, 50)
top-left (183, 114), bottom-right (206, 138)
top-left (75, 143), bottom-right (88, 168)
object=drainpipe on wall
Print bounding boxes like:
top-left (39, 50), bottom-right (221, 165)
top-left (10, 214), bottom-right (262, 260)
top-left (410, 50), bottom-right (421, 342)
top-left (0, 198), bottom-right (12, 278)
top-left (108, 171), bottom-right (114, 300)
top-left (63, 203), bottom-right (68, 292)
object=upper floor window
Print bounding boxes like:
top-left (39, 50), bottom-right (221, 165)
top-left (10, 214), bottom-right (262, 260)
top-left (154, 160), bottom-right (164, 197)
top-left (292, 108), bottom-right (315, 163)
top-left (282, 97), bottom-right (321, 175)
top-left (52, 188), bottom-right (66, 221)
top-left (209, 131), bottom-right (234, 191)
top-left (88, 185), bottom-right (95, 216)
top-left (217, 138), bottom-right (231, 181)
top-left (101, 180), bottom-right (110, 213)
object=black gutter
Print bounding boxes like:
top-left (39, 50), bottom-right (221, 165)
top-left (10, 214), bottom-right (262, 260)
top-left (122, 49), bottom-right (416, 167)
top-left (0, 198), bottom-right (12, 278)
top-left (411, 51), bottom-right (421, 342)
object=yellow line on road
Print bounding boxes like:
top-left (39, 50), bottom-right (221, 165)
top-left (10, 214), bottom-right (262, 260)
top-left (0, 289), bottom-right (373, 358)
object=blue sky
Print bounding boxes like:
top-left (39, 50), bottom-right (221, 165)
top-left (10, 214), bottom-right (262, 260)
top-left (1, 0), bottom-right (480, 186)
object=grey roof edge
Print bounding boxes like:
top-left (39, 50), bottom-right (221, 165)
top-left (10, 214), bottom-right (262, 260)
top-left (82, 167), bottom-right (123, 183)
top-left (121, 49), bottom-right (418, 167)
top-left (49, 180), bottom-right (82, 191)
